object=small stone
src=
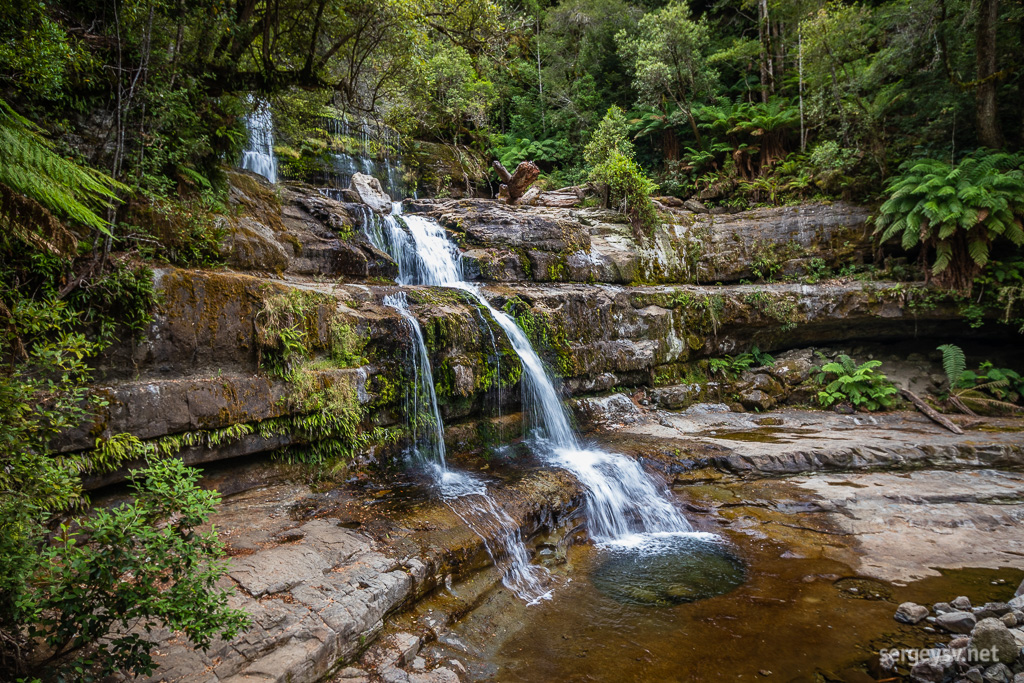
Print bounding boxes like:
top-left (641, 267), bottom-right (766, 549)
top-left (951, 637), bottom-right (971, 649)
top-left (759, 670), bottom-right (772, 676)
top-left (934, 602), bottom-right (953, 614)
top-left (411, 657), bottom-right (427, 671)
top-left (966, 668), bottom-right (984, 683)
top-left (937, 610), bottom-right (977, 634)
top-left (1001, 613), bottom-right (1018, 628)
top-left (849, 587), bottom-right (859, 594)
top-left (1013, 674), bottom-right (1024, 683)
top-left (392, 632), bottom-right (421, 667)
top-left (970, 618), bottom-right (1019, 665)
top-left (923, 626), bottom-right (936, 633)
top-left (983, 663), bottom-right (1012, 683)
top-left (896, 602), bottom-right (931, 624)
top-left (953, 596), bottom-right (973, 611)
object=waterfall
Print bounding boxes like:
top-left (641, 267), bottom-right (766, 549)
top-left (384, 291), bottom-right (552, 604)
top-left (240, 99), bottom-right (277, 183)
top-left (371, 205), bottom-right (695, 548)
top-left (384, 292), bottom-right (447, 468)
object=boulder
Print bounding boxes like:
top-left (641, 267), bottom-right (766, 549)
top-left (934, 602), bottom-right (954, 614)
top-left (896, 602), bottom-right (931, 624)
top-left (970, 618), bottom-right (1020, 665)
top-left (683, 198), bottom-right (708, 213)
top-left (937, 610), bottom-right (977, 634)
top-left (953, 596), bottom-right (974, 610)
top-left (350, 172), bottom-right (392, 214)
top-left (1009, 595), bottom-right (1024, 611)
top-left (976, 603), bottom-right (1012, 619)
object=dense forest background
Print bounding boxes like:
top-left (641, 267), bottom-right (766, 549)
top-left (2, 0), bottom-right (1023, 206)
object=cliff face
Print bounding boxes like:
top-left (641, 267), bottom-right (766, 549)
top-left (67, 172), bottom-right (979, 487)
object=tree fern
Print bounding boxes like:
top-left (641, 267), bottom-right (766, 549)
top-left (0, 97), bottom-right (127, 255)
top-left (874, 151), bottom-right (1024, 292)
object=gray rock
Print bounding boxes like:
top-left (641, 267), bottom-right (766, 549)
top-left (393, 632), bottom-right (421, 667)
top-left (971, 618), bottom-right (1020, 665)
top-left (1009, 596), bottom-right (1024, 611)
top-left (409, 668), bottom-right (460, 683)
top-left (896, 602), bottom-right (931, 624)
top-left (1016, 579), bottom-right (1024, 598)
top-left (350, 172), bottom-right (392, 214)
top-left (967, 668), bottom-right (985, 683)
top-left (953, 596), bottom-right (974, 610)
top-left (739, 388), bottom-right (776, 412)
top-left (984, 663), bottom-right (1012, 683)
top-left (1013, 673), bottom-right (1024, 683)
top-left (683, 198), bottom-right (708, 213)
top-left (935, 602), bottom-right (954, 614)
top-left (910, 658), bottom-right (955, 683)
top-left (1001, 613), bottom-right (1018, 628)
top-left (977, 603), bottom-right (1012, 619)
top-left (937, 610), bottom-right (977, 634)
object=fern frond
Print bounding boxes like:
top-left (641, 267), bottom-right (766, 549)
top-left (937, 344), bottom-right (965, 386)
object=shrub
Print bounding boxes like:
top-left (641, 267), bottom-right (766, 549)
top-left (815, 354), bottom-right (898, 411)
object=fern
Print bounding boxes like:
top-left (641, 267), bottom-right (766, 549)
top-left (874, 151), bottom-right (1024, 293)
top-left (0, 97), bottom-right (127, 255)
top-left (937, 343), bottom-right (966, 387)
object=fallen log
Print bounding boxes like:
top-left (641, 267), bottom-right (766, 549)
top-left (493, 160), bottom-right (540, 204)
top-left (900, 388), bottom-right (964, 435)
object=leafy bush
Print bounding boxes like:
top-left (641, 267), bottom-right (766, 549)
top-left (874, 152), bottom-right (1024, 293)
top-left (22, 458), bottom-right (249, 680)
top-left (815, 354), bottom-right (898, 411)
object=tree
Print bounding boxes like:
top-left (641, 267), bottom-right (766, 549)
top-left (616, 0), bottom-right (718, 150)
top-left (585, 106), bottom-right (659, 236)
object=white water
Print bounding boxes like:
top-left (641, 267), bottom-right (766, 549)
top-left (371, 205), bottom-right (694, 548)
top-left (240, 99), bottom-right (277, 183)
top-left (384, 291), bottom-right (552, 604)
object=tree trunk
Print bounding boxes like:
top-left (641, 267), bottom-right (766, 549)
top-left (493, 160), bottom-right (540, 204)
top-left (975, 0), bottom-right (1002, 148)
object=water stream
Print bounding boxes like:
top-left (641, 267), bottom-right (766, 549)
top-left (367, 205), bottom-right (699, 554)
top-left (384, 291), bottom-right (552, 604)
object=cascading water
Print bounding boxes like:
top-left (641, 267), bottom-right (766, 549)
top-left (384, 291), bottom-right (551, 604)
top-left (369, 205), bottom-right (696, 548)
top-left (240, 99), bottom-right (278, 183)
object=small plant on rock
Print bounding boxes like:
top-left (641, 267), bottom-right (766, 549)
top-left (815, 354), bottom-right (898, 411)
top-left (938, 343), bottom-right (1023, 414)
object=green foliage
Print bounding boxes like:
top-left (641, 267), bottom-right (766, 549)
top-left (709, 346), bottom-right (774, 379)
top-left (938, 343), bottom-right (1023, 412)
top-left (0, 97), bottom-right (127, 253)
top-left (814, 354), bottom-right (898, 411)
top-left (875, 152), bottom-right (1024, 293)
top-left (586, 106), bottom-right (659, 237)
top-left (24, 458), bottom-right (249, 680)
top-left (615, 1), bottom-right (717, 138)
